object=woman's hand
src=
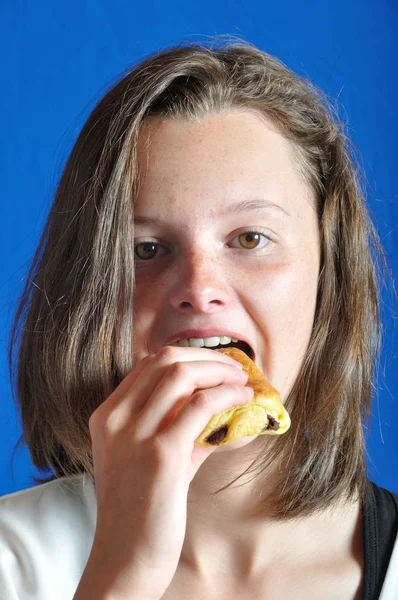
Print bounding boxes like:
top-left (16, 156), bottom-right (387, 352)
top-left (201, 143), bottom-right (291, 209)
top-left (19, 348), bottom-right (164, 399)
top-left (73, 346), bottom-right (253, 600)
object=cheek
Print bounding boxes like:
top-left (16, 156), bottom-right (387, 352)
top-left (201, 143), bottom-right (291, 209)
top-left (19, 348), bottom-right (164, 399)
top-left (251, 259), bottom-right (319, 395)
top-left (252, 256), bottom-right (318, 327)
top-left (277, 264), bottom-right (318, 328)
top-left (134, 272), bottom-right (166, 306)
top-left (132, 274), bottom-right (166, 346)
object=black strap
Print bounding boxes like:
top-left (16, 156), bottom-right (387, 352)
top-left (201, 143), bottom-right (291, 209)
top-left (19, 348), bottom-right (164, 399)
top-left (362, 481), bottom-right (398, 599)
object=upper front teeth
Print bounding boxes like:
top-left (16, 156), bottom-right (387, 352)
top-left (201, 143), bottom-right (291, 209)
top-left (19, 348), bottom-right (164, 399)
top-left (171, 336), bottom-right (239, 348)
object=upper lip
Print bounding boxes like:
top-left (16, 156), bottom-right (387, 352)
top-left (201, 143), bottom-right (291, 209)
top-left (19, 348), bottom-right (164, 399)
top-left (164, 329), bottom-right (255, 360)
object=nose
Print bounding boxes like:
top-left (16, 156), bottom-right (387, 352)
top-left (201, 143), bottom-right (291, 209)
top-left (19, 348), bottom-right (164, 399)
top-left (168, 250), bottom-right (233, 313)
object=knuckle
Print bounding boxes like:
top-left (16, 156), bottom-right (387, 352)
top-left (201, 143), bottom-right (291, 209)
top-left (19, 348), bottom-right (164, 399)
top-left (102, 414), bottom-right (119, 436)
top-left (89, 408), bottom-right (118, 439)
top-left (167, 360), bottom-right (188, 378)
top-left (190, 390), bottom-right (209, 409)
top-left (158, 345), bottom-right (179, 362)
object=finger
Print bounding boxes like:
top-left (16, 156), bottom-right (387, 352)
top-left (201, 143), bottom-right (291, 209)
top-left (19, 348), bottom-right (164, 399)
top-left (104, 353), bottom-right (156, 408)
top-left (157, 345), bottom-right (245, 369)
top-left (133, 360), bottom-right (249, 440)
top-left (109, 346), bottom-right (244, 414)
top-left (160, 384), bottom-right (255, 448)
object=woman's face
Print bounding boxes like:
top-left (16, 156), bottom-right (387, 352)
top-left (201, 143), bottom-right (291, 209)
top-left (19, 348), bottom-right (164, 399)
top-left (132, 110), bottom-right (320, 402)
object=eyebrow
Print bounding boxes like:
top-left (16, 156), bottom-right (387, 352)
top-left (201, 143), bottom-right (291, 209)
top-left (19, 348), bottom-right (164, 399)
top-left (134, 198), bottom-right (289, 225)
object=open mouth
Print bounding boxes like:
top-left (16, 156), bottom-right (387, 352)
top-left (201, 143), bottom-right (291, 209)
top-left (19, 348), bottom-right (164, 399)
top-left (168, 336), bottom-right (255, 361)
top-left (211, 340), bottom-right (253, 360)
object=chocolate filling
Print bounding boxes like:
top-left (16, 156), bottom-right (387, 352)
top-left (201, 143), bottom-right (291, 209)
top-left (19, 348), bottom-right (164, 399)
top-left (206, 414), bottom-right (280, 444)
top-left (266, 415), bottom-right (280, 431)
top-left (205, 425), bottom-right (229, 445)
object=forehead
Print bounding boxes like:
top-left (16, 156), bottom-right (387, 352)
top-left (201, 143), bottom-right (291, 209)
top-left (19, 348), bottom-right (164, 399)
top-left (135, 111), bottom-right (315, 219)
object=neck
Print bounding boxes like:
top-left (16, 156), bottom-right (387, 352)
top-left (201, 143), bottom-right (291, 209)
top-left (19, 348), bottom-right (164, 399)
top-left (181, 436), bottom-right (282, 575)
top-left (180, 437), bottom-right (361, 581)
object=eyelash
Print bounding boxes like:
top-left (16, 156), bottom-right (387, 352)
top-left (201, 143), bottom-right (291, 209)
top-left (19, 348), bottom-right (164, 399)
top-left (134, 229), bottom-right (274, 261)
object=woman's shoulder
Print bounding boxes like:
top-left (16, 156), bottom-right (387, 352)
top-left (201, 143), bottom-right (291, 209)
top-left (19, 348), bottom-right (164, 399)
top-left (0, 474), bottom-right (96, 599)
top-left (0, 473), bottom-right (97, 533)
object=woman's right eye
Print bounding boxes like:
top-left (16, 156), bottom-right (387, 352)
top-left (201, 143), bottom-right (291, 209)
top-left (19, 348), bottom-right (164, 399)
top-left (134, 241), bottom-right (167, 260)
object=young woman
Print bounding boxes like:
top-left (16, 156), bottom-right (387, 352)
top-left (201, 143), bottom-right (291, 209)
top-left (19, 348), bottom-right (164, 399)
top-left (1, 40), bottom-right (397, 600)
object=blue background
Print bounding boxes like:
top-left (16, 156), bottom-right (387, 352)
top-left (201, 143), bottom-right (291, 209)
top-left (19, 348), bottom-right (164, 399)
top-left (0, 1), bottom-right (397, 495)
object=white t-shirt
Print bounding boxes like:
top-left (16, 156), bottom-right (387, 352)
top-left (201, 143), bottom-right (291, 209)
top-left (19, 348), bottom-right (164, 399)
top-left (0, 474), bottom-right (397, 599)
top-left (0, 475), bottom-right (96, 600)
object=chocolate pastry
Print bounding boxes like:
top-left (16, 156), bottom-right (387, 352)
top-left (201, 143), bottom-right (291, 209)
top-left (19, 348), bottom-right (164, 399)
top-left (195, 347), bottom-right (291, 446)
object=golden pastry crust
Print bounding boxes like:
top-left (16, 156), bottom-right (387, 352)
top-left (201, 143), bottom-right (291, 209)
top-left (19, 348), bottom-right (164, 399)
top-left (194, 347), bottom-right (291, 446)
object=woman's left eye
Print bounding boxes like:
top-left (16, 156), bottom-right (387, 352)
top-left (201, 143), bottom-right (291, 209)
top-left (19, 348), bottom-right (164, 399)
top-left (231, 230), bottom-right (273, 250)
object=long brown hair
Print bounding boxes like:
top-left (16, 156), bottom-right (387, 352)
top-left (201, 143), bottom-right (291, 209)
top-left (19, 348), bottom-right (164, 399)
top-left (8, 37), bottom-right (386, 518)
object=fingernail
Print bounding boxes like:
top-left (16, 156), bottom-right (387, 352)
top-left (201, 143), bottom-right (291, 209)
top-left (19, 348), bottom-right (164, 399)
top-left (232, 360), bottom-right (244, 369)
